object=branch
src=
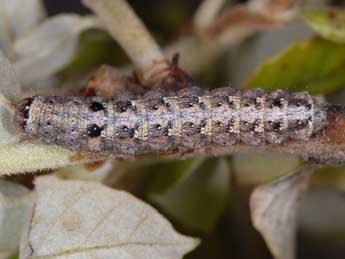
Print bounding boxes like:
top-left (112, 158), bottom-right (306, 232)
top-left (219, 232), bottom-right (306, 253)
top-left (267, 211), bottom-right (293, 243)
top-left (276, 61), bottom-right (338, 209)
top-left (83, 0), bottom-right (170, 86)
top-left (193, 0), bottom-right (226, 35)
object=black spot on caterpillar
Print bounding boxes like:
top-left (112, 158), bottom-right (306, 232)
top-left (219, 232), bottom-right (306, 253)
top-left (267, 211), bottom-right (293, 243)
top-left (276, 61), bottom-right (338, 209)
top-left (14, 87), bottom-right (327, 155)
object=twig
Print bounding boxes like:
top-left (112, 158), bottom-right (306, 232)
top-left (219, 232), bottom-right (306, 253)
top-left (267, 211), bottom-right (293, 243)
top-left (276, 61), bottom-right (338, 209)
top-left (193, 0), bottom-right (226, 36)
top-left (248, 0), bottom-right (301, 22)
top-left (82, 0), bottom-right (170, 86)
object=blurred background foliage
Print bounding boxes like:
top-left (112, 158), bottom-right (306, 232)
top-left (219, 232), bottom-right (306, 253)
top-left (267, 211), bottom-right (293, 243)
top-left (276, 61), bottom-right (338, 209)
top-left (7, 0), bottom-right (345, 258)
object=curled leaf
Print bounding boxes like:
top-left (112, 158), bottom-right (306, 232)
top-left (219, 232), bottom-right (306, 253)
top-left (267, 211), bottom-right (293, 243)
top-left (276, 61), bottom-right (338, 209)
top-left (250, 170), bottom-right (312, 259)
top-left (20, 176), bottom-right (199, 259)
top-left (0, 180), bottom-right (35, 258)
top-left (14, 14), bottom-right (99, 85)
top-left (305, 10), bottom-right (345, 44)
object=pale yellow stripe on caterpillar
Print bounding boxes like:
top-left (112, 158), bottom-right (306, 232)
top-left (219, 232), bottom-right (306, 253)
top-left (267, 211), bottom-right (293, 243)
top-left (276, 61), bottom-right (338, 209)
top-left (201, 95), bottom-right (213, 138)
top-left (282, 97), bottom-right (289, 131)
top-left (255, 97), bottom-right (265, 133)
top-left (167, 96), bottom-right (182, 142)
top-left (105, 101), bottom-right (115, 145)
top-left (136, 98), bottom-right (149, 142)
top-left (233, 95), bottom-right (241, 134)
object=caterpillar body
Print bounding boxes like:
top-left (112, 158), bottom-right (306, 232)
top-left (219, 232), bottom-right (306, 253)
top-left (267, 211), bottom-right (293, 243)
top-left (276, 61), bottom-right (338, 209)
top-left (14, 87), bottom-right (326, 155)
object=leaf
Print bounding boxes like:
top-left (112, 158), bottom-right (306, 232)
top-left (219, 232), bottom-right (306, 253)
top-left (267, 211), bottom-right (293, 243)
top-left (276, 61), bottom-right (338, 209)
top-left (244, 37), bottom-right (345, 95)
top-left (0, 51), bottom-right (21, 101)
top-left (13, 14), bottom-right (99, 85)
top-left (305, 10), bottom-right (345, 44)
top-left (0, 0), bottom-right (45, 56)
top-left (0, 180), bottom-right (35, 258)
top-left (147, 157), bottom-right (230, 233)
top-left (20, 175), bottom-right (199, 259)
top-left (0, 0), bottom-right (45, 39)
top-left (0, 53), bottom-right (21, 145)
top-left (250, 170), bottom-right (312, 259)
top-left (0, 142), bottom-right (110, 175)
top-left (0, 94), bottom-right (17, 145)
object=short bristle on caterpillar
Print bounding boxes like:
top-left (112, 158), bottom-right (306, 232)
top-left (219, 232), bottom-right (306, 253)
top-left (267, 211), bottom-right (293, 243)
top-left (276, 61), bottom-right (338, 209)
top-left (14, 87), bottom-right (327, 155)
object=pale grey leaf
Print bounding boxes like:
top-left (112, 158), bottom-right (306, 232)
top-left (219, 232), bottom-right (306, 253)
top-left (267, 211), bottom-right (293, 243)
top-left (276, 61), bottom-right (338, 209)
top-left (0, 51), bottom-right (21, 101)
top-left (250, 170), bottom-right (312, 259)
top-left (0, 180), bottom-right (35, 257)
top-left (20, 176), bottom-right (199, 259)
top-left (0, 0), bottom-right (45, 57)
top-left (14, 14), bottom-right (98, 85)
top-left (0, 0), bottom-right (45, 38)
top-left (0, 94), bottom-right (17, 145)
top-left (0, 143), bottom-right (93, 175)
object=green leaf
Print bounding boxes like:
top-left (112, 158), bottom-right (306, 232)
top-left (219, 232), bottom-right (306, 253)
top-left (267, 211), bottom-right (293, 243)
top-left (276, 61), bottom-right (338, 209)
top-left (305, 10), bottom-right (345, 44)
top-left (244, 37), bottom-right (345, 95)
top-left (146, 157), bottom-right (231, 233)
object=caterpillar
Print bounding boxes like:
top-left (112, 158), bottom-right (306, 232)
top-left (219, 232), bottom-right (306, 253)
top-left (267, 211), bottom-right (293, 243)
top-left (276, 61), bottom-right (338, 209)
top-left (14, 86), bottom-right (326, 155)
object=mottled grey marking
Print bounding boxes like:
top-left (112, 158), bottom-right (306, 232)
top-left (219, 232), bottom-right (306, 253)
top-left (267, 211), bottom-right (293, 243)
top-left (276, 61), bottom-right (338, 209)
top-left (14, 87), bottom-right (326, 155)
